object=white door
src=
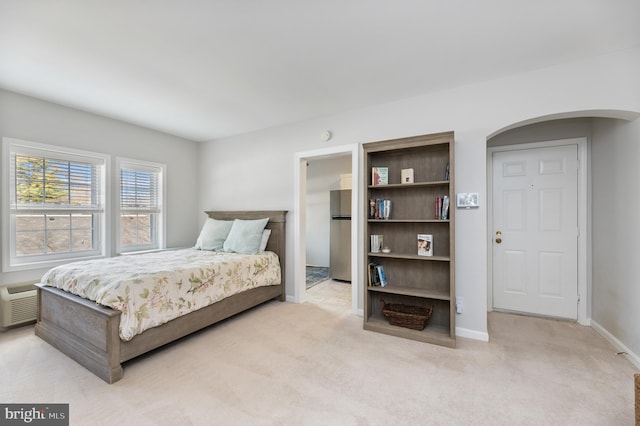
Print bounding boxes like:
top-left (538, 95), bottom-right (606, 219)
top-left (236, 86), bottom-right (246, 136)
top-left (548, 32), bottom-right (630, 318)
top-left (492, 144), bottom-right (578, 319)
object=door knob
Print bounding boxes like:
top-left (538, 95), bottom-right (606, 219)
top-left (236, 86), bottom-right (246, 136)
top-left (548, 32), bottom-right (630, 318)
top-left (495, 231), bottom-right (502, 244)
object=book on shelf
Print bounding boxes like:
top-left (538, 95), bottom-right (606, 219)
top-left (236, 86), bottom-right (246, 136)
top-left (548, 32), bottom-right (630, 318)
top-left (370, 234), bottom-right (383, 253)
top-left (434, 195), bottom-right (450, 220)
top-left (368, 262), bottom-right (381, 286)
top-left (442, 195), bottom-right (449, 219)
top-left (372, 167), bottom-right (389, 186)
top-left (376, 265), bottom-right (387, 287)
top-left (368, 263), bottom-right (387, 287)
top-left (401, 168), bottom-right (414, 184)
top-left (369, 199), bottom-right (391, 219)
top-left (444, 162), bottom-right (450, 181)
top-left (382, 199), bottom-right (391, 219)
top-left (417, 234), bottom-right (433, 257)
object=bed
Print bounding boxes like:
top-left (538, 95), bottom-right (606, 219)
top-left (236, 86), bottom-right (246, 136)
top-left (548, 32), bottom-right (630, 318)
top-left (34, 210), bottom-right (287, 383)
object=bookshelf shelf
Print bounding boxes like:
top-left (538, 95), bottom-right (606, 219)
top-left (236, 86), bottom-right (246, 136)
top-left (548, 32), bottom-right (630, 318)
top-left (368, 252), bottom-right (450, 262)
top-left (368, 219), bottom-right (450, 224)
top-left (367, 285), bottom-right (450, 301)
top-left (368, 180), bottom-right (450, 189)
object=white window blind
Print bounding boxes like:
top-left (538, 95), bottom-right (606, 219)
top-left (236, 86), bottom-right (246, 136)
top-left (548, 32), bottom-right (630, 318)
top-left (118, 159), bottom-right (164, 252)
top-left (4, 139), bottom-right (107, 269)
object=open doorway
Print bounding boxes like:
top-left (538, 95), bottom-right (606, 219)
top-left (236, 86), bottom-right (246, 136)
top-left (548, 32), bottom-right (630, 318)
top-left (293, 144), bottom-right (360, 315)
top-left (304, 155), bottom-right (352, 312)
top-left (305, 155), bottom-right (351, 286)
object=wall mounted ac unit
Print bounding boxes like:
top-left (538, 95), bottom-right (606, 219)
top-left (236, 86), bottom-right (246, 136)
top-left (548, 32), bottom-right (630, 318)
top-left (0, 282), bottom-right (38, 330)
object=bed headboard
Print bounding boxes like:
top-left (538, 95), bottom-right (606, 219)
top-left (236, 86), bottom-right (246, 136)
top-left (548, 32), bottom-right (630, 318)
top-left (204, 210), bottom-right (287, 299)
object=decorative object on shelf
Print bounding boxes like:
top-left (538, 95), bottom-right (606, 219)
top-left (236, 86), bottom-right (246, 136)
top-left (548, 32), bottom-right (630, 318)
top-left (456, 192), bottom-right (479, 209)
top-left (417, 234), bottom-right (433, 256)
top-left (372, 167), bottom-right (388, 185)
top-left (434, 195), bottom-right (450, 219)
top-left (382, 247), bottom-right (391, 254)
top-left (401, 168), bottom-right (414, 184)
top-left (370, 235), bottom-right (384, 253)
top-left (380, 300), bottom-right (433, 330)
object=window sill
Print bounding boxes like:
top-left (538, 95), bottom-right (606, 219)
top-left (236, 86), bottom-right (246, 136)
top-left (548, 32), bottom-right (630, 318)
top-left (118, 247), bottom-right (187, 256)
top-left (3, 254), bottom-right (107, 273)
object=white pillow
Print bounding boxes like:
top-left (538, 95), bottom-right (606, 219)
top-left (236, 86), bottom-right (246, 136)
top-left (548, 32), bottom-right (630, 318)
top-left (194, 218), bottom-right (233, 251)
top-left (223, 218), bottom-right (269, 254)
top-left (259, 229), bottom-right (271, 251)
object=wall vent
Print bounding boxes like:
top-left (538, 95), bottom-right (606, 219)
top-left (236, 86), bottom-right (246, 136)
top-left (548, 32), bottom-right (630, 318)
top-left (0, 282), bottom-right (38, 330)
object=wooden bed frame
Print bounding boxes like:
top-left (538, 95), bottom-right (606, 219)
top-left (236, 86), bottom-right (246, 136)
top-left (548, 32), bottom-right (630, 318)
top-left (35, 210), bottom-right (287, 383)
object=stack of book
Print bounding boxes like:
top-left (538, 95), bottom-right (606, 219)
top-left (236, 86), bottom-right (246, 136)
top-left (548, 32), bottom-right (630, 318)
top-left (369, 199), bottom-right (391, 219)
top-left (370, 234), bottom-right (384, 253)
top-left (434, 195), bottom-right (450, 220)
top-left (368, 262), bottom-right (387, 287)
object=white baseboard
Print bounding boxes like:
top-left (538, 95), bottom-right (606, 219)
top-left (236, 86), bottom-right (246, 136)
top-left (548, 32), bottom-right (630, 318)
top-left (456, 326), bottom-right (489, 342)
top-left (591, 320), bottom-right (640, 370)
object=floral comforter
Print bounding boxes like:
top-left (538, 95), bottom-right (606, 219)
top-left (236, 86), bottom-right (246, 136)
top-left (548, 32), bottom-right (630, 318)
top-left (41, 249), bottom-right (281, 341)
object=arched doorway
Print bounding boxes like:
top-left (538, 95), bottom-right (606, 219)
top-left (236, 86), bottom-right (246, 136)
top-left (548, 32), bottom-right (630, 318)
top-left (486, 111), bottom-right (639, 326)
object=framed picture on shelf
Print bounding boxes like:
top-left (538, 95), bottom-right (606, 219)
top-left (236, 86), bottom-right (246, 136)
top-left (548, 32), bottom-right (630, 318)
top-left (417, 234), bottom-right (433, 257)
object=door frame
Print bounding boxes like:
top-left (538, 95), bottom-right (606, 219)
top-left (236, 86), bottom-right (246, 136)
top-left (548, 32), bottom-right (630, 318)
top-left (293, 143), bottom-right (361, 315)
top-left (487, 137), bottom-right (589, 325)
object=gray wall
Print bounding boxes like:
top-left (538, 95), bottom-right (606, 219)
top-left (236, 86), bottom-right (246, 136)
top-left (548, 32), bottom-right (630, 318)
top-left (0, 89), bottom-right (200, 286)
top-left (591, 118), bottom-right (640, 359)
top-left (487, 118), bottom-right (593, 147)
top-left (198, 46), bottom-right (640, 346)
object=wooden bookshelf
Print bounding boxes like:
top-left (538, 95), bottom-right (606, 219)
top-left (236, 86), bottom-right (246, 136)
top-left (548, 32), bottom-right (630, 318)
top-left (364, 131), bottom-right (455, 347)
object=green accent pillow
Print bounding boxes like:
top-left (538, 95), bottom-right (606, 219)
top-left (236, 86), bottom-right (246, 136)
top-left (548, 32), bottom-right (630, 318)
top-left (194, 218), bottom-right (233, 251)
top-left (223, 218), bottom-right (269, 254)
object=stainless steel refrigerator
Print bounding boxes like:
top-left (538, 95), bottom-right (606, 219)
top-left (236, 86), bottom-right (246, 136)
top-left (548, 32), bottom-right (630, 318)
top-left (329, 189), bottom-right (351, 282)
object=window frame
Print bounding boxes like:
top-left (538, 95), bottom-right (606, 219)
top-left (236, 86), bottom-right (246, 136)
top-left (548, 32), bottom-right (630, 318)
top-left (116, 157), bottom-right (166, 254)
top-left (2, 137), bottom-right (110, 272)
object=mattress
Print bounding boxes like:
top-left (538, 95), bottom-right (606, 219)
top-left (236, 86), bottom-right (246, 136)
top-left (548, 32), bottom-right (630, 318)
top-left (41, 248), bottom-right (281, 341)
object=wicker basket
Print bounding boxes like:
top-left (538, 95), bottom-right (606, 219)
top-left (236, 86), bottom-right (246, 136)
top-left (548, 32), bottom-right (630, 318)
top-left (380, 300), bottom-right (433, 330)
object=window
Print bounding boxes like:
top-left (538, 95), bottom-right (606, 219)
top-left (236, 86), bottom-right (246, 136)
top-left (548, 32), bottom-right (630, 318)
top-left (3, 138), bottom-right (108, 270)
top-left (117, 158), bottom-right (165, 253)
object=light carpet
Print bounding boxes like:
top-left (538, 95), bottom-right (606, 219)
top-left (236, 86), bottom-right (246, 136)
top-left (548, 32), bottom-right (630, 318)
top-left (1, 280), bottom-right (638, 425)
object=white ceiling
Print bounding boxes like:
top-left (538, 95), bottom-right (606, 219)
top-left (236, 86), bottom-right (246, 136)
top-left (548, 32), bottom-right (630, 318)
top-left (1, 1), bottom-right (639, 142)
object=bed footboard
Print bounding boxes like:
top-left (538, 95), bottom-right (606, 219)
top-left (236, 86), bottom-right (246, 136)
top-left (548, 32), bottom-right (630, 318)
top-left (35, 284), bottom-right (123, 384)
